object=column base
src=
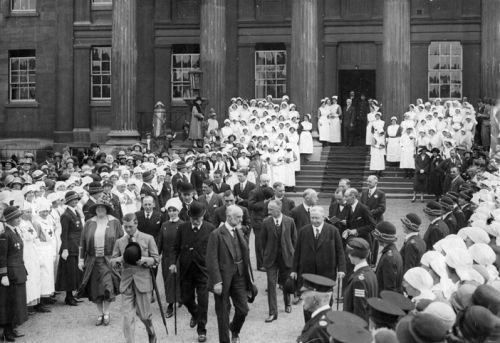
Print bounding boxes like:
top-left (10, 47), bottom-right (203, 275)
top-left (72, 128), bottom-right (91, 144)
top-left (106, 129), bottom-right (140, 146)
top-left (53, 130), bottom-right (74, 144)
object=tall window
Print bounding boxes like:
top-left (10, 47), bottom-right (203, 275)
top-left (428, 42), bottom-right (462, 100)
top-left (91, 47), bottom-right (111, 100)
top-left (11, 0), bottom-right (36, 11)
top-left (171, 45), bottom-right (200, 100)
top-left (9, 50), bottom-right (36, 102)
top-left (255, 49), bottom-right (287, 99)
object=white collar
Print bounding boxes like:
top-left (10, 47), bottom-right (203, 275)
top-left (273, 215), bottom-right (283, 226)
top-left (369, 187), bottom-right (377, 194)
top-left (351, 200), bottom-right (358, 211)
top-left (405, 232), bottom-right (419, 241)
top-left (303, 204), bottom-right (311, 212)
top-left (311, 305), bottom-right (331, 319)
top-left (312, 222), bottom-right (324, 232)
top-left (224, 222), bottom-right (236, 235)
top-left (354, 260), bottom-right (369, 272)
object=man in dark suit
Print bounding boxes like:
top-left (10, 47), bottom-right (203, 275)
top-left (248, 174), bottom-right (274, 271)
top-left (290, 188), bottom-right (319, 232)
top-left (206, 205), bottom-right (254, 343)
top-left (103, 180), bottom-right (123, 221)
top-left (157, 170), bottom-right (173, 212)
top-left (291, 206), bottom-right (346, 321)
top-left (343, 98), bottom-right (356, 146)
top-left (82, 181), bottom-right (103, 221)
top-left (170, 202), bottom-right (215, 343)
top-left (343, 188), bottom-right (376, 248)
top-left (233, 168), bottom-right (255, 208)
top-left (261, 200), bottom-right (297, 322)
top-left (171, 161), bottom-right (190, 196)
top-left (423, 201), bottom-right (450, 250)
top-left (198, 179), bottom-right (224, 224)
top-left (268, 181), bottom-right (295, 216)
top-left (436, 149), bottom-right (461, 193)
top-left (360, 175), bottom-right (386, 223)
top-left (449, 167), bottom-right (465, 193)
top-left (400, 213), bottom-right (426, 273)
top-left (213, 190), bottom-right (252, 239)
top-left (135, 195), bottom-right (163, 240)
top-left (177, 182), bottom-right (210, 223)
top-left (447, 192), bottom-right (467, 231)
top-left (328, 187), bottom-right (350, 237)
top-left (212, 170), bottom-right (230, 195)
top-left (140, 170), bottom-right (160, 210)
top-left (372, 222), bottom-right (403, 295)
top-left (440, 196), bottom-right (458, 235)
top-left (191, 159), bottom-right (208, 196)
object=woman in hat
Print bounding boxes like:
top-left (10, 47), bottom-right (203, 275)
top-left (386, 117), bottom-right (402, 163)
top-left (412, 147), bottom-right (431, 202)
top-left (78, 199), bottom-right (123, 326)
top-left (157, 197), bottom-right (183, 318)
top-left (189, 96), bottom-right (205, 148)
top-left (0, 206), bottom-right (29, 341)
top-left (299, 114), bottom-right (314, 160)
top-left (328, 96), bottom-right (342, 144)
top-left (365, 101), bottom-right (379, 146)
top-left (427, 148), bottom-right (444, 200)
top-left (402, 267), bottom-right (436, 304)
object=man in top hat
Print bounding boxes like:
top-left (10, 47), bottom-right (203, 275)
top-left (261, 199), bottom-right (297, 322)
top-left (0, 206), bottom-right (28, 341)
top-left (140, 171), bottom-right (160, 211)
top-left (177, 182), bottom-right (210, 223)
top-left (423, 201), bottom-right (450, 250)
top-left (55, 191), bottom-right (84, 306)
top-left (206, 205), bottom-right (254, 343)
top-left (291, 206), bottom-right (346, 321)
top-left (367, 297), bottom-right (404, 330)
top-left (170, 202), bottom-right (215, 342)
top-left (83, 181), bottom-right (104, 221)
top-left (343, 237), bottom-right (378, 322)
top-left (400, 213), bottom-right (426, 273)
top-left (372, 222), bottom-right (403, 295)
top-left (296, 274), bottom-right (336, 343)
top-left (111, 213), bottom-right (160, 343)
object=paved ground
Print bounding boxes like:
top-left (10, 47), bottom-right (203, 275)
top-left (17, 199), bottom-right (428, 343)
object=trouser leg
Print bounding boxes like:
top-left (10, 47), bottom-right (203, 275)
top-left (194, 270), bottom-right (209, 335)
top-left (230, 274), bottom-right (249, 335)
top-left (214, 290), bottom-right (231, 343)
top-left (121, 285), bottom-right (137, 343)
top-left (134, 284), bottom-right (155, 341)
top-left (266, 264), bottom-right (278, 316)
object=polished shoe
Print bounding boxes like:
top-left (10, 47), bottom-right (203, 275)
top-left (231, 335), bottom-right (240, 343)
top-left (166, 306), bottom-right (173, 318)
top-left (292, 296), bottom-right (301, 305)
top-left (34, 304), bottom-right (51, 313)
top-left (265, 314), bottom-right (277, 323)
top-left (285, 305), bottom-right (292, 313)
top-left (103, 314), bottom-right (110, 326)
top-left (95, 315), bottom-right (104, 326)
top-left (198, 334), bottom-right (207, 342)
top-left (2, 333), bottom-right (15, 342)
top-left (190, 316), bottom-right (197, 328)
top-left (65, 298), bottom-right (78, 306)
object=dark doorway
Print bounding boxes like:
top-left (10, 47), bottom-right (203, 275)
top-left (338, 70), bottom-right (376, 108)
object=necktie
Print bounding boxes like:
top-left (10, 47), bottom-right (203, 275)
top-left (128, 235), bottom-right (134, 243)
top-left (314, 227), bottom-right (319, 239)
top-left (193, 226), bottom-right (198, 233)
top-left (307, 207), bottom-right (310, 216)
top-left (146, 213), bottom-right (151, 219)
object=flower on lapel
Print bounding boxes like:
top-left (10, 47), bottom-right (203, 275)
top-left (374, 194), bottom-right (378, 199)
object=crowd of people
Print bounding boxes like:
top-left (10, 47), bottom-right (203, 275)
top-left (0, 93), bottom-right (500, 343)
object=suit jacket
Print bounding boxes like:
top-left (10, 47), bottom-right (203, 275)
top-left (400, 234), bottom-right (426, 273)
top-left (290, 204), bottom-right (311, 232)
top-left (233, 181), bottom-right (256, 208)
top-left (343, 265), bottom-right (378, 322)
top-left (135, 210), bottom-right (163, 241)
top-left (443, 211), bottom-right (458, 235)
top-left (140, 182), bottom-right (160, 210)
top-left (415, 154), bottom-right (431, 175)
top-left (375, 243), bottom-right (403, 294)
top-left (107, 192), bottom-right (123, 221)
top-left (346, 202), bottom-right (376, 247)
top-left (328, 200), bottom-right (350, 236)
top-left (360, 188), bottom-right (386, 222)
top-left (292, 223), bottom-right (346, 280)
top-left (343, 105), bottom-right (356, 127)
top-left (0, 226), bottom-right (28, 284)
top-left (263, 196), bottom-right (295, 217)
top-left (111, 231), bottom-right (160, 293)
top-left (213, 205), bottom-right (251, 238)
top-left (60, 207), bottom-right (83, 255)
top-left (248, 186), bottom-right (273, 228)
top-left (212, 182), bottom-right (231, 195)
top-left (191, 169), bottom-right (207, 195)
top-left (452, 206), bottom-right (467, 231)
top-left (83, 198), bottom-right (97, 222)
top-left (172, 220), bottom-right (215, 278)
top-left (158, 181), bottom-right (173, 209)
top-left (198, 193), bottom-right (224, 224)
top-left (171, 172), bottom-right (190, 195)
top-left (261, 215), bottom-right (297, 269)
top-left (206, 224), bottom-right (252, 292)
top-left (450, 175), bottom-right (465, 193)
top-left (423, 219), bottom-right (450, 251)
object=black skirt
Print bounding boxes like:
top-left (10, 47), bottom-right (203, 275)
top-left (55, 255), bottom-right (83, 292)
top-left (87, 257), bottom-right (116, 303)
top-left (0, 282), bottom-right (28, 326)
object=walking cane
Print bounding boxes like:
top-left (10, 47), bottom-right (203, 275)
top-left (336, 276), bottom-right (343, 311)
top-left (174, 272), bottom-right (177, 335)
top-left (150, 268), bottom-right (169, 335)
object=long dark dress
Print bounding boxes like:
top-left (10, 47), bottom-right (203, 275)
top-left (413, 154), bottom-right (431, 192)
top-left (158, 219), bottom-right (183, 303)
top-left (427, 155), bottom-right (444, 197)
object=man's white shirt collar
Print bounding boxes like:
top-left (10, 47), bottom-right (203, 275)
top-left (354, 260), bottom-right (369, 272)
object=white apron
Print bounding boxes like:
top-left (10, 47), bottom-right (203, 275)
top-left (386, 125), bottom-right (401, 162)
top-left (400, 134), bottom-right (416, 169)
top-left (328, 104), bottom-right (342, 143)
top-left (370, 135), bottom-right (386, 171)
top-left (19, 219), bottom-right (41, 304)
top-left (318, 107), bottom-right (330, 142)
top-left (299, 121), bottom-right (314, 154)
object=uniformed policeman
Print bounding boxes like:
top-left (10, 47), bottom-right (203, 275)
top-left (423, 201), bottom-right (450, 251)
top-left (326, 323), bottom-right (372, 343)
top-left (343, 238), bottom-right (378, 322)
top-left (400, 213), bottom-right (426, 273)
top-left (372, 221), bottom-right (403, 294)
top-left (296, 273), bottom-right (335, 343)
top-left (440, 196), bottom-right (458, 235)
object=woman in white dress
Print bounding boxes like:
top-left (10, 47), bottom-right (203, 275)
top-left (328, 97), bottom-right (342, 143)
top-left (299, 114), bottom-right (314, 159)
top-left (268, 146), bottom-right (285, 186)
top-left (318, 98), bottom-right (331, 145)
top-left (365, 107), bottom-right (378, 145)
top-left (386, 116), bottom-right (402, 163)
top-left (283, 143), bottom-right (298, 189)
top-left (288, 126), bottom-right (301, 171)
top-left (371, 112), bottom-right (385, 134)
top-left (427, 128), bottom-right (442, 151)
top-left (370, 130), bottom-right (386, 177)
top-left (400, 127), bottom-right (417, 178)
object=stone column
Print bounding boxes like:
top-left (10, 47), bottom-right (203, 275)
top-left (200, 0), bottom-right (226, 123)
top-left (382, 0), bottom-right (410, 121)
top-left (481, 0), bottom-right (500, 100)
top-left (107, 0), bottom-right (140, 145)
top-left (291, 0), bottom-right (319, 129)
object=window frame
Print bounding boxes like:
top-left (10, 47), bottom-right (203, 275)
top-left (90, 46), bottom-right (112, 101)
top-left (10, 0), bottom-right (36, 12)
top-left (9, 53), bottom-right (36, 103)
top-left (254, 49), bottom-right (287, 99)
top-left (427, 41), bottom-right (463, 101)
top-left (171, 53), bottom-right (201, 101)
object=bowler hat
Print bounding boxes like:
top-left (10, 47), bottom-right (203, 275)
top-left (3, 206), bottom-right (23, 222)
top-left (64, 190), bottom-right (81, 204)
top-left (187, 201), bottom-right (205, 218)
top-left (373, 221), bottom-right (397, 243)
top-left (123, 242), bottom-right (142, 265)
top-left (176, 161), bottom-right (187, 170)
top-left (178, 182), bottom-right (194, 194)
top-left (283, 277), bottom-right (296, 295)
top-left (458, 305), bottom-right (500, 343)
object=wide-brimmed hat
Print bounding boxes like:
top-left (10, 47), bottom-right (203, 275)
top-left (373, 221), bottom-right (397, 243)
top-left (64, 190), bottom-right (81, 204)
top-left (187, 201), bottom-right (205, 218)
top-left (3, 206), bottom-right (23, 222)
top-left (123, 242), bottom-right (142, 265)
top-left (88, 181), bottom-right (104, 195)
top-left (88, 199), bottom-right (114, 217)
